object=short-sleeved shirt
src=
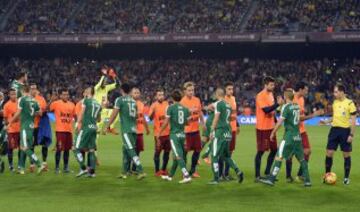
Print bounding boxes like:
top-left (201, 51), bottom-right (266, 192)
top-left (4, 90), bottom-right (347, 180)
top-left (114, 95), bottom-right (137, 134)
top-left (136, 100), bottom-right (146, 134)
top-left (256, 89), bottom-right (275, 130)
top-left (50, 100), bottom-right (75, 132)
top-left (18, 96), bottom-right (40, 131)
top-left (293, 95), bottom-right (306, 133)
top-left (180, 96), bottom-right (202, 133)
top-left (214, 100), bottom-right (231, 130)
top-left (34, 95), bottom-right (47, 128)
top-left (224, 95), bottom-right (237, 132)
top-left (10, 80), bottom-right (24, 98)
top-left (81, 98), bottom-right (101, 131)
top-left (332, 98), bottom-right (357, 128)
top-left (280, 103), bottom-right (300, 136)
top-left (149, 101), bottom-right (170, 136)
top-left (166, 103), bottom-right (190, 134)
top-left (3, 100), bottom-right (20, 133)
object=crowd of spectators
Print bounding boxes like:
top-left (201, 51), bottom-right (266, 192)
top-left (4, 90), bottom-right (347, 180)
top-left (338, 0), bottom-right (360, 31)
top-left (246, 0), bottom-right (341, 32)
top-left (0, 58), bottom-right (359, 115)
top-left (5, 0), bottom-right (77, 33)
top-left (5, 0), bottom-right (250, 34)
top-left (2, 0), bottom-right (360, 34)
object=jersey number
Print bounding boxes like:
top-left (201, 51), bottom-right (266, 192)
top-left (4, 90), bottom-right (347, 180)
top-left (293, 111), bottom-right (300, 125)
top-left (178, 110), bottom-right (184, 124)
top-left (226, 110), bottom-right (231, 124)
top-left (128, 103), bottom-right (136, 118)
top-left (29, 102), bottom-right (35, 116)
top-left (91, 103), bottom-right (101, 118)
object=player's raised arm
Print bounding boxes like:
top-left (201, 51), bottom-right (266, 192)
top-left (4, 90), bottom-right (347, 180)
top-left (94, 75), bottom-right (105, 91)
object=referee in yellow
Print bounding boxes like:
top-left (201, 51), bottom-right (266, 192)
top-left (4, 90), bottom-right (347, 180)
top-left (320, 84), bottom-right (357, 185)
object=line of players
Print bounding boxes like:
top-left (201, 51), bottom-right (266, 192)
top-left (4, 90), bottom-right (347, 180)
top-left (0, 72), bottom-right (357, 185)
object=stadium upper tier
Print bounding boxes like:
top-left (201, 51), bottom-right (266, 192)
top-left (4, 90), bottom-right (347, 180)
top-left (0, 58), bottom-right (359, 114)
top-left (0, 0), bottom-right (359, 34)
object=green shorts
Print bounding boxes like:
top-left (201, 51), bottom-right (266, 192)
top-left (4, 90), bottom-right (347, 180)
top-left (122, 133), bottom-right (136, 150)
top-left (74, 129), bottom-right (97, 150)
top-left (20, 129), bottom-right (34, 149)
top-left (278, 133), bottom-right (304, 160)
top-left (170, 133), bottom-right (186, 159)
top-left (214, 128), bottom-right (232, 142)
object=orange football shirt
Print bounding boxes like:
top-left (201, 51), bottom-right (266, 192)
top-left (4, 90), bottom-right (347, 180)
top-left (34, 95), bottom-right (47, 128)
top-left (3, 100), bottom-right (20, 133)
top-left (149, 101), bottom-right (170, 136)
top-left (180, 96), bottom-right (202, 133)
top-left (136, 100), bottom-right (146, 134)
top-left (50, 100), bottom-right (75, 132)
top-left (224, 95), bottom-right (237, 132)
top-left (256, 89), bottom-right (275, 130)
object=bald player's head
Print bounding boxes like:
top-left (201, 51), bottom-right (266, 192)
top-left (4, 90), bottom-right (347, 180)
top-left (215, 88), bottom-right (225, 100)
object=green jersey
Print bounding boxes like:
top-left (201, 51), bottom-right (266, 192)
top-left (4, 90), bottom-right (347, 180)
top-left (18, 96), bottom-right (40, 130)
top-left (214, 100), bottom-right (231, 130)
top-left (114, 95), bottom-right (137, 134)
top-left (166, 103), bottom-right (190, 134)
top-left (82, 98), bottom-right (101, 130)
top-left (11, 80), bottom-right (24, 98)
top-left (280, 103), bottom-right (301, 135)
top-left (0, 127), bottom-right (7, 143)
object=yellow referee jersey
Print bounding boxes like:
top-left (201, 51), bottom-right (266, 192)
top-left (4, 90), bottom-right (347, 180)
top-left (331, 98), bottom-right (357, 128)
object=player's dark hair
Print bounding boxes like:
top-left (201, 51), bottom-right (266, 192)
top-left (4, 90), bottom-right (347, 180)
top-left (23, 85), bottom-right (30, 93)
top-left (121, 83), bottom-right (131, 94)
top-left (59, 88), bottom-right (69, 94)
top-left (16, 71), bottom-right (27, 80)
top-left (225, 82), bottom-right (234, 88)
top-left (335, 84), bottom-right (346, 93)
top-left (89, 87), bottom-right (95, 95)
top-left (263, 76), bottom-right (275, 85)
top-left (171, 89), bottom-right (182, 102)
top-left (9, 88), bottom-right (16, 93)
top-left (29, 83), bottom-right (37, 88)
top-left (294, 81), bottom-right (308, 92)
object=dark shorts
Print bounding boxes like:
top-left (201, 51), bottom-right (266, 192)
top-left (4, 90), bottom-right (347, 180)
top-left (56, 132), bottom-right (73, 151)
top-left (136, 134), bottom-right (144, 152)
top-left (8, 132), bottom-right (20, 150)
top-left (301, 132), bottom-right (311, 149)
top-left (327, 127), bottom-right (351, 152)
top-left (155, 135), bottom-right (171, 152)
top-left (256, 129), bottom-right (277, 152)
top-left (229, 131), bottom-right (236, 152)
top-left (32, 128), bottom-right (39, 146)
top-left (185, 131), bottom-right (202, 152)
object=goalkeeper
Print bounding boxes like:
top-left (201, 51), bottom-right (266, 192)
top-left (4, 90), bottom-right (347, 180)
top-left (95, 66), bottom-right (120, 134)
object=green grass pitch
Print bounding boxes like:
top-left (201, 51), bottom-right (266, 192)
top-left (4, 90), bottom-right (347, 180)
top-left (0, 125), bottom-right (359, 212)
